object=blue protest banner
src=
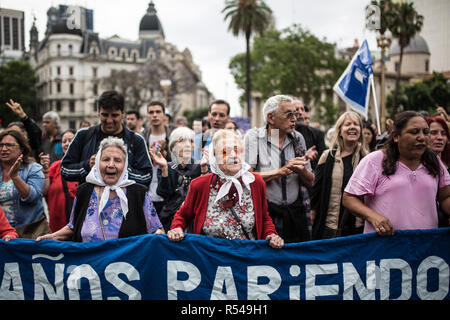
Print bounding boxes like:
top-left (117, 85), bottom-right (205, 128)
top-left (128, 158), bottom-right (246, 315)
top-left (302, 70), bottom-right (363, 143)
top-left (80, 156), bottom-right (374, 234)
top-left (0, 229), bottom-right (449, 300)
top-left (333, 39), bottom-right (374, 119)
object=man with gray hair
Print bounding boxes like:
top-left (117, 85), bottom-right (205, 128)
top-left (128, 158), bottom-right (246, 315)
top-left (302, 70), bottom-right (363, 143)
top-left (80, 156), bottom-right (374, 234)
top-left (244, 94), bottom-right (314, 243)
top-left (41, 111), bottom-right (63, 164)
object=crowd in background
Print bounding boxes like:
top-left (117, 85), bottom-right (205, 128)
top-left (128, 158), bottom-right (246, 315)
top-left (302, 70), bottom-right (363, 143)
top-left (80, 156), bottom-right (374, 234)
top-left (0, 91), bottom-right (449, 248)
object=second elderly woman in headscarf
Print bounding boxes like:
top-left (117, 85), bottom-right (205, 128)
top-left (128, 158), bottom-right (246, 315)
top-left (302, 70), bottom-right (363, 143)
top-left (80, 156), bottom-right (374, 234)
top-left (167, 129), bottom-right (283, 248)
top-left (36, 137), bottom-right (164, 242)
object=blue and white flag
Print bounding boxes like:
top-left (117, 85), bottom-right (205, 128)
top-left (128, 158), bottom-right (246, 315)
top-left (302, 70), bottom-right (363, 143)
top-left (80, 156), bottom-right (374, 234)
top-left (333, 40), bottom-right (374, 119)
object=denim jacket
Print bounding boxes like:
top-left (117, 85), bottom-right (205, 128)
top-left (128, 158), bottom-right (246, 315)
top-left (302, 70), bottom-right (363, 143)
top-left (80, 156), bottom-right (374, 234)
top-left (0, 161), bottom-right (44, 227)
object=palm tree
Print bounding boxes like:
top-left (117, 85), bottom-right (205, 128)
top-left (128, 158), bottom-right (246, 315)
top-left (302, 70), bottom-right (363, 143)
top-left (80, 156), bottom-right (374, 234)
top-left (222, 0), bottom-right (273, 119)
top-left (389, 1), bottom-right (423, 115)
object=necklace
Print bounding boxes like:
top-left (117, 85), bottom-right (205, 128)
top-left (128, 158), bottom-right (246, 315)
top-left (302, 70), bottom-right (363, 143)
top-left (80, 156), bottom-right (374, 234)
top-left (94, 186), bottom-right (108, 240)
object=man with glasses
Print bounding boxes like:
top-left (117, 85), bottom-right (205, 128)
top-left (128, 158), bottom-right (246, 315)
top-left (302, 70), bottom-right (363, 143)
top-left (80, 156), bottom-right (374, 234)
top-left (244, 95), bottom-right (314, 243)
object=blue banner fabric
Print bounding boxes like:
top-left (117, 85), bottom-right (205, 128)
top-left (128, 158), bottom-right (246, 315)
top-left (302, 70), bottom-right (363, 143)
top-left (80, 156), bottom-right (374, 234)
top-left (0, 228), bottom-right (449, 300)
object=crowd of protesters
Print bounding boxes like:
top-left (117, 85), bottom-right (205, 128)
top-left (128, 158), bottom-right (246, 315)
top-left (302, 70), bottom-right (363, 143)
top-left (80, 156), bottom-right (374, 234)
top-left (0, 90), bottom-right (449, 248)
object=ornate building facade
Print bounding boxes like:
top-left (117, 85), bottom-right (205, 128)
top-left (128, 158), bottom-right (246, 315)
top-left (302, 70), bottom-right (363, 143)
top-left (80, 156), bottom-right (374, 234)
top-left (29, 2), bottom-right (212, 130)
top-left (0, 7), bottom-right (26, 65)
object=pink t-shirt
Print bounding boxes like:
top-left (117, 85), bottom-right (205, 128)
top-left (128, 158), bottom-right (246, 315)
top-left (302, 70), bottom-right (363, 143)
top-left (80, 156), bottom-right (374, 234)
top-left (345, 150), bottom-right (450, 233)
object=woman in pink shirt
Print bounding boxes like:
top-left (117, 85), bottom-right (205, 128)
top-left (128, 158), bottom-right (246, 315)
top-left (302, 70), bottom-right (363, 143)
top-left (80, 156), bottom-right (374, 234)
top-left (343, 111), bottom-right (450, 236)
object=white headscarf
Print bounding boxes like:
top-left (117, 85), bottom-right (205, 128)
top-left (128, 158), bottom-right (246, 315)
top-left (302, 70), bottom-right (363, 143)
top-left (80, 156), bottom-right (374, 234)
top-left (208, 133), bottom-right (255, 206)
top-left (85, 138), bottom-right (135, 219)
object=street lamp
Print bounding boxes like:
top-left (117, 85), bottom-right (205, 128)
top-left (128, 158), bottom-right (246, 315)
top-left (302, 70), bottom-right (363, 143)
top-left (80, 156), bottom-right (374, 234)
top-left (376, 30), bottom-right (392, 133)
top-left (160, 79), bottom-right (172, 108)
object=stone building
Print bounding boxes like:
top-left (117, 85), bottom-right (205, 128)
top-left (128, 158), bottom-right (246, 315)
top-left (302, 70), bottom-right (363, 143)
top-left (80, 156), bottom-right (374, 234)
top-left (0, 7), bottom-right (26, 64)
top-left (29, 1), bottom-right (212, 130)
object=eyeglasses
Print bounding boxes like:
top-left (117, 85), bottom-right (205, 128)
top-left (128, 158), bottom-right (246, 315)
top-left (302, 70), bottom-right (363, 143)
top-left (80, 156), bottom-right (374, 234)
top-left (283, 111), bottom-right (301, 120)
top-left (222, 146), bottom-right (243, 157)
top-left (0, 143), bottom-right (20, 149)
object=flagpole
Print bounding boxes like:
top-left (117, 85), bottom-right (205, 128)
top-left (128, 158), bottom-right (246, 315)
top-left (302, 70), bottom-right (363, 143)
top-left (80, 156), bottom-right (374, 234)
top-left (370, 75), bottom-right (381, 135)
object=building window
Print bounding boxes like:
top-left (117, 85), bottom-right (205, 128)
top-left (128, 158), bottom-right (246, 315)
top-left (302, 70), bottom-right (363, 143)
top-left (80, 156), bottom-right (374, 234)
top-left (21, 17), bottom-right (24, 50)
top-left (93, 83), bottom-right (98, 95)
top-left (57, 66), bottom-right (61, 76)
top-left (109, 48), bottom-right (116, 58)
top-left (57, 44), bottom-right (61, 56)
top-left (122, 51), bottom-right (126, 61)
top-left (12, 18), bottom-right (19, 50)
top-left (69, 101), bottom-right (75, 112)
top-left (68, 44), bottom-right (73, 56)
top-left (395, 62), bottom-right (400, 73)
top-left (56, 101), bottom-right (62, 112)
top-left (69, 120), bottom-right (76, 130)
top-left (69, 66), bottom-right (74, 76)
top-left (425, 60), bottom-right (429, 73)
top-left (93, 67), bottom-right (97, 78)
top-left (3, 17), bottom-right (10, 45)
top-left (57, 82), bottom-right (61, 93)
top-left (132, 53), bottom-right (137, 62)
top-left (69, 83), bottom-right (74, 94)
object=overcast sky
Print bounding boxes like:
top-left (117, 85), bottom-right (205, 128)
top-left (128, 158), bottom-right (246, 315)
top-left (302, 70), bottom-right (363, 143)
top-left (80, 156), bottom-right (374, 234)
top-left (3, 0), bottom-right (378, 116)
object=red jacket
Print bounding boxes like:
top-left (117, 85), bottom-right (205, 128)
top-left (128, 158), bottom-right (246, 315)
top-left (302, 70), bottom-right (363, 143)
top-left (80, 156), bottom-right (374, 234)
top-left (170, 173), bottom-right (277, 240)
top-left (0, 206), bottom-right (18, 239)
top-left (47, 160), bottom-right (78, 232)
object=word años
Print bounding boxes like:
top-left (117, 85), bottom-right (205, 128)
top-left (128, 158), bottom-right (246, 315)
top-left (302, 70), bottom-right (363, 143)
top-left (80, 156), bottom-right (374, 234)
top-left (0, 258), bottom-right (140, 300)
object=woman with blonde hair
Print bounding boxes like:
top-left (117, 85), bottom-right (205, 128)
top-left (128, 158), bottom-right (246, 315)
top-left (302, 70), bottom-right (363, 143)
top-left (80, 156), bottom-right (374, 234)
top-left (310, 111), bottom-right (368, 239)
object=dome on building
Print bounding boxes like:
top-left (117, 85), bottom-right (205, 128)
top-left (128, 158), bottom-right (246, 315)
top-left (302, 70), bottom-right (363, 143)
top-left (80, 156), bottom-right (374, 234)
top-left (389, 34), bottom-right (430, 56)
top-left (139, 1), bottom-right (164, 35)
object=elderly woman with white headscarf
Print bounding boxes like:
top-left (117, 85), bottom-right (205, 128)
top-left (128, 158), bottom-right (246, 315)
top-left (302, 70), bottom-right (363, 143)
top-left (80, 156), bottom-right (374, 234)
top-left (36, 137), bottom-right (163, 242)
top-left (167, 129), bottom-right (283, 248)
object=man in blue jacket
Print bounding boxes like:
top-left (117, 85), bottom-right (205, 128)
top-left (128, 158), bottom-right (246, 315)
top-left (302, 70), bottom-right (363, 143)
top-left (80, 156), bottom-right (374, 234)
top-left (61, 90), bottom-right (152, 186)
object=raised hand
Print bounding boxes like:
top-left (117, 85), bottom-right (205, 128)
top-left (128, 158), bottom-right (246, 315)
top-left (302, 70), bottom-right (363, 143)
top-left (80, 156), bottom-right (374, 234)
top-left (149, 146), bottom-right (168, 168)
top-left (8, 154), bottom-right (23, 179)
top-left (5, 99), bottom-right (26, 119)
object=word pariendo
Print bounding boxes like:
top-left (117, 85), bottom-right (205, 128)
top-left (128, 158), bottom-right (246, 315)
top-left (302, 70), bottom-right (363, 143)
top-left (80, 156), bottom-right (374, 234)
top-left (167, 257), bottom-right (449, 300)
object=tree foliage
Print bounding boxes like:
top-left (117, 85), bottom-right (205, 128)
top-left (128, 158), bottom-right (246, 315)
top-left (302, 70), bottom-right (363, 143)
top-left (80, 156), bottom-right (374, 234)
top-left (101, 56), bottom-right (197, 116)
top-left (0, 61), bottom-right (37, 127)
top-left (222, 0), bottom-right (273, 118)
top-left (229, 24), bottom-right (347, 126)
top-left (182, 107), bottom-right (209, 126)
top-left (387, 72), bottom-right (450, 114)
top-left (368, 0), bottom-right (424, 115)
top-left (389, 1), bottom-right (424, 114)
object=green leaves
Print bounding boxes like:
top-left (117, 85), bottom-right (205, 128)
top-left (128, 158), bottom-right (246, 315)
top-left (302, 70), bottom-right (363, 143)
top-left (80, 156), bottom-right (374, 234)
top-left (387, 72), bottom-right (450, 114)
top-left (229, 25), bottom-right (346, 106)
top-left (0, 61), bottom-right (37, 127)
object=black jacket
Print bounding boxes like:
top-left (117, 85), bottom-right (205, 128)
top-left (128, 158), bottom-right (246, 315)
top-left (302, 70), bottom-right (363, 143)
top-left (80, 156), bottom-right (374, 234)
top-left (71, 183), bottom-right (149, 242)
top-left (310, 149), bottom-right (363, 239)
top-left (296, 124), bottom-right (326, 170)
top-left (61, 125), bottom-right (153, 186)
